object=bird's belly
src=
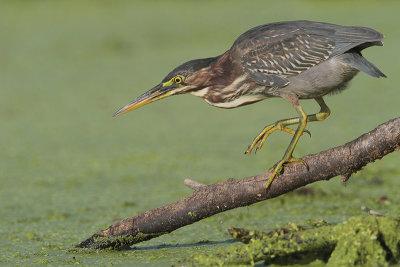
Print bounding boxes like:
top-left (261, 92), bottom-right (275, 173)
top-left (282, 57), bottom-right (359, 99)
top-left (205, 94), bottom-right (267, 108)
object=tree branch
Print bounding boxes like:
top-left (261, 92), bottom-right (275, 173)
top-left (76, 118), bottom-right (400, 250)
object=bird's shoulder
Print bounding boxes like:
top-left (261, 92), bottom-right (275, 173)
top-left (236, 32), bottom-right (334, 87)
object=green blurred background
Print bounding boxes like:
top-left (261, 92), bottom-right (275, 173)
top-left (1, 0), bottom-right (399, 265)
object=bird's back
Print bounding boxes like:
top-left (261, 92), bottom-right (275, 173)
top-left (232, 20), bottom-right (383, 58)
top-left (189, 21), bottom-right (385, 107)
top-left (225, 20), bottom-right (385, 96)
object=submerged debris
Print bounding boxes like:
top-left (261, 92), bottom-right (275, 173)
top-left (361, 205), bottom-right (384, 216)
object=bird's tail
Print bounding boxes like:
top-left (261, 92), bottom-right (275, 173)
top-left (340, 52), bottom-right (387, 78)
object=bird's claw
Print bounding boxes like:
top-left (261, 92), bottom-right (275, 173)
top-left (303, 129), bottom-right (311, 138)
top-left (265, 156), bottom-right (308, 189)
top-left (265, 159), bottom-right (285, 189)
top-left (287, 157), bottom-right (309, 170)
top-left (245, 123), bottom-right (287, 154)
top-left (269, 157), bottom-right (308, 170)
top-left (245, 123), bottom-right (311, 154)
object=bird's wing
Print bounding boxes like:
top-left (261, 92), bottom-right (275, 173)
top-left (240, 34), bottom-right (335, 87)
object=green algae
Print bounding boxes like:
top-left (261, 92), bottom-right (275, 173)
top-left (88, 232), bottom-right (168, 250)
top-left (328, 216), bottom-right (400, 266)
top-left (188, 211), bottom-right (198, 217)
top-left (0, 0), bottom-right (399, 266)
top-left (227, 221), bottom-right (317, 244)
top-left (186, 216), bottom-right (400, 266)
top-left (187, 223), bottom-right (335, 265)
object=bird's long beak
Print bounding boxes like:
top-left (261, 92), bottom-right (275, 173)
top-left (113, 84), bottom-right (190, 116)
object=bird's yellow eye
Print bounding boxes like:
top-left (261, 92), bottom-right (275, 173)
top-left (174, 76), bottom-right (183, 84)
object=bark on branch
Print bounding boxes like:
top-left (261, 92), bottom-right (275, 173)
top-left (76, 118), bottom-right (400, 250)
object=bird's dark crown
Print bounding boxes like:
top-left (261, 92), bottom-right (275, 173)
top-left (161, 56), bottom-right (221, 83)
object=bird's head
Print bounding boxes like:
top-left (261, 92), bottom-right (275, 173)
top-left (113, 56), bottom-right (219, 116)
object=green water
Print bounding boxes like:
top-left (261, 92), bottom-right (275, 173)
top-left (1, 0), bottom-right (399, 266)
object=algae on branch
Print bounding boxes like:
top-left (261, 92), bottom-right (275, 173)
top-left (81, 232), bottom-right (167, 250)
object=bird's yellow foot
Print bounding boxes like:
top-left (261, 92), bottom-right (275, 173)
top-left (245, 122), bottom-right (310, 154)
top-left (266, 157), bottom-right (308, 189)
top-left (268, 157), bottom-right (309, 172)
top-left (245, 122), bottom-right (295, 154)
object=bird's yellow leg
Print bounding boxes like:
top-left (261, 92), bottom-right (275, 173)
top-left (265, 95), bottom-right (308, 189)
top-left (245, 97), bottom-right (330, 154)
top-left (311, 97), bottom-right (331, 122)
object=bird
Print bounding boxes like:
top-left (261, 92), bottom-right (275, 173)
top-left (114, 20), bottom-right (386, 189)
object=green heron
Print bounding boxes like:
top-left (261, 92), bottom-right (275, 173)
top-left (114, 20), bottom-right (386, 189)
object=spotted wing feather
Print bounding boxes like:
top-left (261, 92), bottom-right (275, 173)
top-left (241, 34), bottom-right (334, 87)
